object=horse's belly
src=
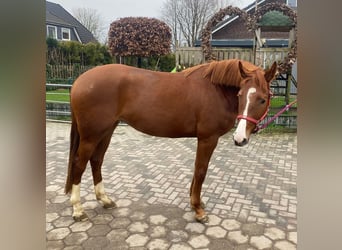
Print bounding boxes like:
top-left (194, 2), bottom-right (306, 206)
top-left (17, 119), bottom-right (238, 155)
top-left (120, 113), bottom-right (197, 138)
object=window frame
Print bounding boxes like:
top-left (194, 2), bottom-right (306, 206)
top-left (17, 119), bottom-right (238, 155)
top-left (47, 25), bottom-right (57, 39)
top-left (61, 27), bottom-right (71, 41)
top-left (287, 0), bottom-right (297, 7)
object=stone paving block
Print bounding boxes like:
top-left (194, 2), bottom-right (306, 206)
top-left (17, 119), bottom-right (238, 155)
top-left (150, 215), bottom-right (168, 225)
top-left (129, 219), bottom-right (150, 231)
top-left (264, 227), bottom-right (286, 240)
top-left (222, 219), bottom-right (242, 231)
top-left (52, 216), bottom-right (74, 228)
top-left (169, 243), bottom-right (193, 250)
top-left (46, 212), bottom-right (59, 223)
top-left (113, 207), bottom-right (131, 217)
top-left (46, 240), bottom-right (64, 249)
top-left (64, 246), bottom-right (83, 250)
top-left (206, 226), bottom-right (227, 238)
top-left (91, 214), bottom-right (114, 224)
top-left (106, 228), bottom-right (129, 241)
top-left (207, 214), bottom-right (222, 226)
top-left (274, 240), bottom-right (296, 250)
top-left (109, 217), bottom-right (131, 229)
top-left (46, 185), bottom-right (62, 192)
top-left (188, 235), bottom-right (210, 248)
top-left (69, 221), bottom-right (92, 232)
top-left (64, 232), bottom-right (88, 245)
top-left (150, 226), bottom-right (167, 238)
top-left (82, 236), bottom-right (110, 249)
top-left (288, 231), bottom-right (297, 244)
top-left (168, 230), bottom-right (189, 243)
top-left (87, 224), bottom-right (111, 237)
top-left (125, 234), bottom-right (149, 247)
top-left (250, 235), bottom-right (272, 249)
top-left (185, 222), bottom-right (205, 234)
top-left (227, 230), bottom-right (249, 245)
top-left (147, 238), bottom-right (170, 250)
top-left (46, 228), bottom-right (70, 241)
top-left (241, 223), bottom-right (265, 236)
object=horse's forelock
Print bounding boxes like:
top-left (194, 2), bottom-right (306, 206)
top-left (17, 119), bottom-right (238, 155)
top-left (203, 60), bottom-right (245, 87)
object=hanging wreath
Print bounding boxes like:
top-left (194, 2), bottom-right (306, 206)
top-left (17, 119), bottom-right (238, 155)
top-left (201, 3), bottom-right (297, 73)
top-left (250, 2), bottom-right (297, 73)
top-left (201, 6), bottom-right (247, 61)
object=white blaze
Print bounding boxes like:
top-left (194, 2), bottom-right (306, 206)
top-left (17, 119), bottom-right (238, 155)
top-left (233, 87), bottom-right (256, 143)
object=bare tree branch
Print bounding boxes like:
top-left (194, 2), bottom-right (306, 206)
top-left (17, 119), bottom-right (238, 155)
top-left (73, 7), bottom-right (106, 43)
top-left (161, 0), bottom-right (237, 47)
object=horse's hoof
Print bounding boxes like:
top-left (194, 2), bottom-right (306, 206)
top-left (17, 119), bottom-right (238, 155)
top-left (200, 201), bottom-right (206, 209)
top-left (103, 201), bottom-right (117, 209)
top-left (195, 214), bottom-right (209, 223)
top-left (73, 213), bottom-right (88, 222)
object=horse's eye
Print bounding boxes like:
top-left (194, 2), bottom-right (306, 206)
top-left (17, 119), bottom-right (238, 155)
top-left (260, 99), bottom-right (266, 104)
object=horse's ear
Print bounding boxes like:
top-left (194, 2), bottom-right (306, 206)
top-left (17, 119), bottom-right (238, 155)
top-left (239, 61), bottom-right (248, 78)
top-left (264, 62), bottom-right (278, 82)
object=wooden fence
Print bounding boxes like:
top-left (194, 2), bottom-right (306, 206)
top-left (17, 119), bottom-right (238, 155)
top-left (46, 64), bottom-right (93, 81)
top-left (175, 47), bottom-right (290, 69)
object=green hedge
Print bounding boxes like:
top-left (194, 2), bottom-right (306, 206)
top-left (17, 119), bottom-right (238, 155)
top-left (46, 38), bottom-right (112, 66)
top-left (46, 38), bottom-right (176, 74)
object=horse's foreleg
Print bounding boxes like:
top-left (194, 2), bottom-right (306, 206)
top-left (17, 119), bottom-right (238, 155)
top-left (189, 179), bottom-right (205, 209)
top-left (91, 124), bottom-right (117, 209)
top-left (191, 136), bottom-right (218, 223)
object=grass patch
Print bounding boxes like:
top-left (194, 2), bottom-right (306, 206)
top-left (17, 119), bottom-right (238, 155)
top-left (46, 89), bottom-right (70, 102)
top-left (270, 96), bottom-right (297, 108)
top-left (259, 125), bottom-right (297, 133)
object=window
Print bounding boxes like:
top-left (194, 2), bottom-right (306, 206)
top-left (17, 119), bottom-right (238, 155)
top-left (287, 0), bottom-right (297, 7)
top-left (47, 25), bottom-right (57, 39)
top-left (61, 28), bottom-right (71, 41)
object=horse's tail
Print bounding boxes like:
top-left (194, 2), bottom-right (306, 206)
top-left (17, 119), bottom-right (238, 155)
top-left (65, 111), bottom-right (79, 194)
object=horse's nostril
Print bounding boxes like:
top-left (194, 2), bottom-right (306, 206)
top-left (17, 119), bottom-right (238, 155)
top-left (234, 138), bottom-right (248, 147)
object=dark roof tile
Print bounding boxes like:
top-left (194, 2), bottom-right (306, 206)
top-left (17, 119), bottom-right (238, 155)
top-left (46, 1), bottom-right (97, 43)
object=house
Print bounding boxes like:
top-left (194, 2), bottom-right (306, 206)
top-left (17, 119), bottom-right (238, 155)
top-left (46, 1), bottom-right (97, 43)
top-left (196, 0), bottom-right (297, 48)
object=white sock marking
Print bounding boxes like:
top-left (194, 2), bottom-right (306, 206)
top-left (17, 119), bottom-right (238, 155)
top-left (70, 184), bottom-right (84, 217)
top-left (94, 181), bottom-right (112, 205)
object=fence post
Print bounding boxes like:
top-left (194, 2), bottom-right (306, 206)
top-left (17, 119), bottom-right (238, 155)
top-left (285, 69), bottom-right (292, 104)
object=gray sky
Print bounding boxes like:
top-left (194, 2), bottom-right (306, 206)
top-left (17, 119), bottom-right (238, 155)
top-left (48, 0), bottom-right (254, 42)
top-left (49, 0), bottom-right (254, 24)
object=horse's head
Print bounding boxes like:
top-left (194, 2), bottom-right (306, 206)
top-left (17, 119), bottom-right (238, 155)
top-left (233, 61), bottom-right (277, 146)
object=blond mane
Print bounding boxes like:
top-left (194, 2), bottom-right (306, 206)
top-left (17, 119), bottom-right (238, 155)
top-left (183, 59), bottom-right (262, 88)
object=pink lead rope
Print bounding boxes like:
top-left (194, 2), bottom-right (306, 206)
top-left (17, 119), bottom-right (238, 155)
top-left (236, 88), bottom-right (297, 133)
top-left (255, 99), bottom-right (297, 133)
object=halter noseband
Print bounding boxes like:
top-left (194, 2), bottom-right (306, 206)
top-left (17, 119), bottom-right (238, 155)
top-left (236, 90), bottom-right (273, 133)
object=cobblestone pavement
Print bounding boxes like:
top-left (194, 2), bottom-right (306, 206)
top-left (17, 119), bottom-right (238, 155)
top-left (46, 121), bottom-right (297, 250)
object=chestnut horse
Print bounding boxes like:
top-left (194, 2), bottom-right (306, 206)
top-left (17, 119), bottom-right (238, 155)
top-left (65, 59), bottom-right (277, 223)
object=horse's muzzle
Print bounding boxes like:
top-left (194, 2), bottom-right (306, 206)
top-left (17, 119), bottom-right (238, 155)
top-left (234, 138), bottom-right (248, 147)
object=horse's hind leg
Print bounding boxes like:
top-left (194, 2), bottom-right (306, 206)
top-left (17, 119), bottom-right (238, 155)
top-left (70, 141), bottom-right (96, 221)
top-left (91, 123), bottom-right (118, 209)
